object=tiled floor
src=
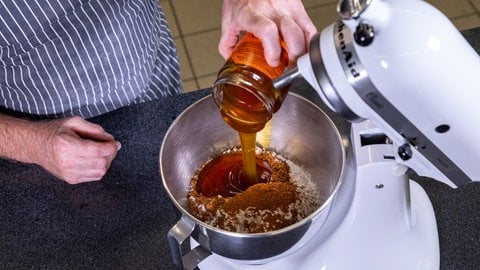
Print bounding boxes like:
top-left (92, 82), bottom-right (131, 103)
top-left (160, 0), bottom-right (480, 93)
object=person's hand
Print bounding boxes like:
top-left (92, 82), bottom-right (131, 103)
top-left (33, 116), bottom-right (121, 184)
top-left (219, 0), bottom-right (317, 66)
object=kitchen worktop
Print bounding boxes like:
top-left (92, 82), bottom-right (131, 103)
top-left (1, 28), bottom-right (479, 270)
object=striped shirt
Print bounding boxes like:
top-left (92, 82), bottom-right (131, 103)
top-left (0, 0), bottom-right (181, 118)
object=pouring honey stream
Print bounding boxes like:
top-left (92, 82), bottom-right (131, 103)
top-left (198, 33), bottom-right (290, 197)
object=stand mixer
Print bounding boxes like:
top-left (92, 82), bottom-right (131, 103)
top-left (176, 0), bottom-right (480, 268)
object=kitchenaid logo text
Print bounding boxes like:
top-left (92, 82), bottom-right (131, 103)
top-left (335, 20), bottom-right (360, 79)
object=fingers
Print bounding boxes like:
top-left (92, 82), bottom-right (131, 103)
top-left (218, 0), bottom-right (318, 67)
top-left (54, 138), bottom-right (121, 185)
top-left (280, 4), bottom-right (318, 62)
top-left (64, 116), bottom-right (115, 142)
top-left (218, 12), bottom-right (284, 66)
top-left (250, 23), bottom-right (282, 67)
top-left (59, 139), bottom-right (119, 184)
top-left (298, 16), bottom-right (318, 46)
top-left (78, 138), bottom-right (121, 158)
top-left (278, 17), bottom-right (307, 64)
top-left (218, 28), bottom-right (239, 60)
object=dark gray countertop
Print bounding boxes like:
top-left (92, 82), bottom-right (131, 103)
top-left (1, 28), bottom-right (479, 270)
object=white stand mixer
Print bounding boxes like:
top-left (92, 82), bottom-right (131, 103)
top-left (188, 0), bottom-right (480, 268)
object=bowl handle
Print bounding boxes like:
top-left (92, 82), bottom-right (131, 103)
top-left (168, 216), bottom-right (212, 269)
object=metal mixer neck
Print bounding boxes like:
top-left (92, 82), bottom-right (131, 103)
top-left (337, 0), bottom-right (372, 19)
top-left (272, 67), bottom-right (301, 90)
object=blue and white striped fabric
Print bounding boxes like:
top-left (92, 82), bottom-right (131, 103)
top-left (0, 0), bottom-right (181, 118)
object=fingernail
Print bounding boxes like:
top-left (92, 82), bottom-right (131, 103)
top-left (116, 141), bottom-right (122, 150)
top-left (268, 59), bottom-right (280, 67)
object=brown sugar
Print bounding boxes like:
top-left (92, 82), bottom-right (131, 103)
top-left (218, 182), bottom-right (299, 232)
top-left (187, 147), bottom-right (320, 233)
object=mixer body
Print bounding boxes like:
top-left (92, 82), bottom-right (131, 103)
top-left (292, 0), bottom-right (480, 187)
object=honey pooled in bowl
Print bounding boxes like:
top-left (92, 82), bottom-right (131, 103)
top-left (187, 147), bottom-right (320, 233)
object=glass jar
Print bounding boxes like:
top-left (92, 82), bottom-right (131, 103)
top-left (212, 32), bottom-right (290, 133)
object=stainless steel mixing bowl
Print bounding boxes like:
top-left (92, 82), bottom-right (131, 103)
top-left (160, 93), bottom-right (346, 269)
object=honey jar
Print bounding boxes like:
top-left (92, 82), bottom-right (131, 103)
top-left (212, 32), bottom-right (290, 133)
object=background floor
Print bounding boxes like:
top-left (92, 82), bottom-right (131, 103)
top-left (159, 0), bottom-right (480, 93)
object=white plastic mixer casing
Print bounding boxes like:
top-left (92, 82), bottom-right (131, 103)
top-left (298, 0), bottom-right (480, 187)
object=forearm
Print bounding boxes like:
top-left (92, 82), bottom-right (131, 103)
top-left (0, 113), bottom-right (45, 164)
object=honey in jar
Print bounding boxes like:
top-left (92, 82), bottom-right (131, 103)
top-left (204, 32), bottom-right (291, 196)
top-left (213, 32), bottom-right (290, 134)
